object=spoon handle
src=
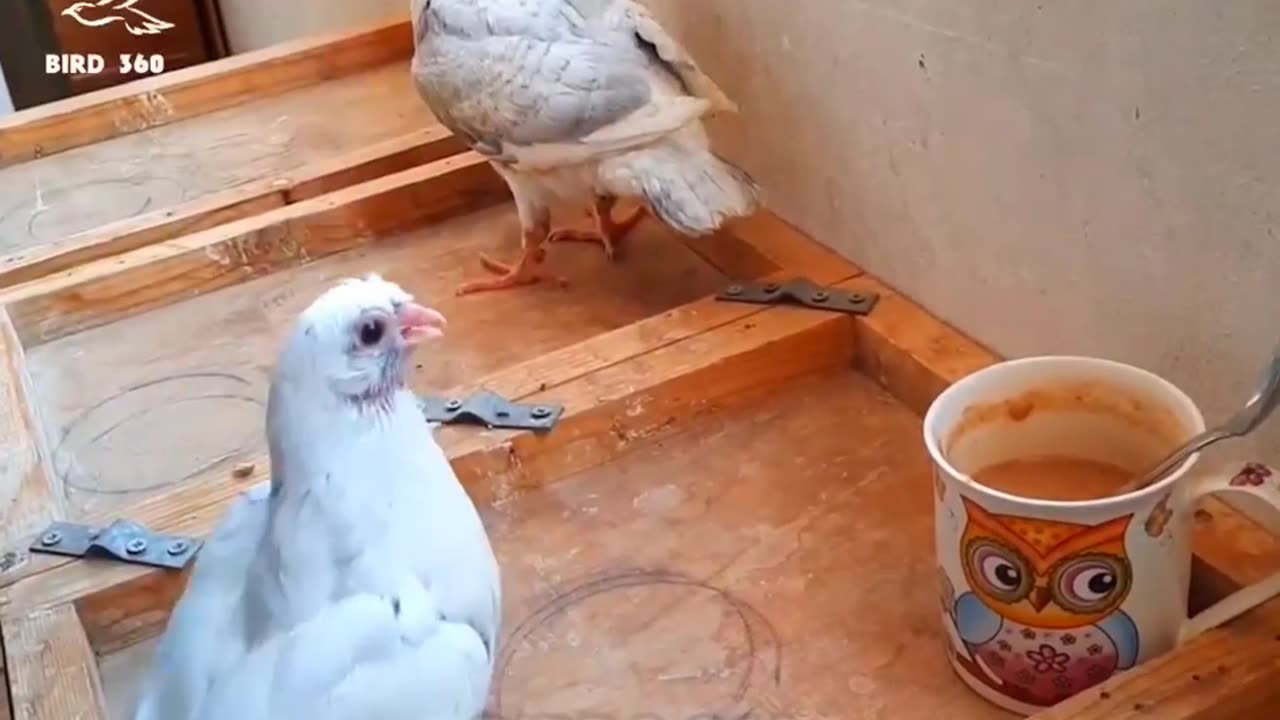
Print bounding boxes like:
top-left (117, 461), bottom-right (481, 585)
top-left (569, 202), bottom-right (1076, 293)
top-left (1119, 429), bottom-right (1224, 493)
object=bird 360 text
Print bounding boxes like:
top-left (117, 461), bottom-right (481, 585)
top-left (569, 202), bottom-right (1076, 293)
top-left (45, 53), bottom-right (166, 76)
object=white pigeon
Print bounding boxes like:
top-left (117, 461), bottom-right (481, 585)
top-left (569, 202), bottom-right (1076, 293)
top-left (132, 483), bottom-right (272, 720)
top-left (240, 273), bottom-right (501, 715)
top-left (195, 574), bottom-right (489, 720)
top-left (411, 0), bottom-right (760, 296)
top-left (133, 274), bottom-right (500, 720)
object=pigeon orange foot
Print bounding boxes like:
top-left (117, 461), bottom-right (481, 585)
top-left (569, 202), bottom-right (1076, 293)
top-left (454, 245), bottom-right (548, 296)
top-left (548, 198), bottom-right (647, 261)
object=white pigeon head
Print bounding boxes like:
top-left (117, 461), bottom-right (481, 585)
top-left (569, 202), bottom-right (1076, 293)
top-left (274, 273), bottom-right (446, 412)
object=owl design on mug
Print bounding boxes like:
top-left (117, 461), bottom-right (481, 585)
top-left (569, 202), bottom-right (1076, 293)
top-left (945, 497), bottom-right (1140, 708)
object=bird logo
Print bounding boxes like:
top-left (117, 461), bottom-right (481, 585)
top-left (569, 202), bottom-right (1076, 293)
top-left (61, 0), bottom-right (174, 36)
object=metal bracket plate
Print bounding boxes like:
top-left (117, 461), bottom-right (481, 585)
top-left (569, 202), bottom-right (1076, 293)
top-left (716, 278), bottom-right (880, 316)
top-left (419, 390), bottom-right (563, 432)
top-left (29, 520), bottom-right (203, 570)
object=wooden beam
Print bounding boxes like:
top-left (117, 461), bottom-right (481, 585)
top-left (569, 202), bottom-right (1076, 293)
top-left (0, 215), bottom-right (862, 648)
top-left (0, 151), bottom-right (510, 347)
top-left (682, 212), bottom-right (857, 282)
top-left (1026, 612), bottom-right (1280, 719)
top-left (0, 209), bottom-right (823, 591)
top-left (27, 276), bottom-right (863, 652)
top-left (0, 125), bottom-right (466, 289)
top-left (1, 604), bottom-right (107, 720)
top-left (0, 20), bottom-right (414, 168)
top-left (0, 309), bottom-right (60, 555)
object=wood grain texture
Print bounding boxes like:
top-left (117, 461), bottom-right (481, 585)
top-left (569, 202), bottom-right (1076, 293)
top-left (1, 604), bottom-right (106, 720)
top-left (1, 199), bottom-right (760, 591)
top-left (0, 310), bottom-right (60, 556)
top-left (11, 205), bottom-right (728, 576)
top-left (0, 125), bottom-right (465, 289)
top-left (1027, 613), bottom-right (1280, 719)
top-left (1, 272), bottom-right (864, 652)
top-left (2, 151), bottom-right (510, 346)
top-left (0, 61), bottom-right (434, 266)
top-left (0, 20), bottom-right (412, 167)
top-left (479, 372), bottom-right (1005, 719)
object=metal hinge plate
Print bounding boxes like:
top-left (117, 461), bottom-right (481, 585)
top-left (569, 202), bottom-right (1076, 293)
top-left (717, 278), bottom-right (880, 316)
top-left (29, 520), bottom-right (203, 570)
top-left (419, 390), bottom-right (563, 432)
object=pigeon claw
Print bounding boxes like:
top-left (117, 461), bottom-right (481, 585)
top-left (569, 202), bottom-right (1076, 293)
top-left (547, 205), bottom-right (647, 262)
top-left (455, 250), bottom-right (544, 296)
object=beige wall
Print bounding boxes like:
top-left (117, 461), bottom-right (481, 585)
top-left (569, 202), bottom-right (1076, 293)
top-left (228, 2), bottom-right (1279, 490)
top-left (218, 0), bottom-right (409, 52)
top-left (642, 0), bottom-right (1280, 482)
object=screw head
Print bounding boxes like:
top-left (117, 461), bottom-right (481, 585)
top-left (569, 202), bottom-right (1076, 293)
top-left (167, 540), bottom-right (190, 556)
top-left (811, 291), bottom-right (830, 303)
top-left (763, 283), bottom-right (781, 293)
top-left (725, 284), bottom-right (744, 296)
top-left (445, 399), bottom-right (462, 411)
top-left (40, 531), bottom-right (62, 546)
top-left (848, 293), bottom-right (865, 303)
top-left (126, 538), bottom-right (148, 555)
top-left (531, 406), bottom-right (552, 420)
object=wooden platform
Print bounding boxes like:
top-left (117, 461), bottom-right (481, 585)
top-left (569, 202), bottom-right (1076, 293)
top-left (2, 19), bottom-right (1280, 720)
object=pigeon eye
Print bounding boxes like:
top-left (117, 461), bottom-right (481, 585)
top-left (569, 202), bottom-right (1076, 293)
top-left (358, 318), bottom-right (386, 346)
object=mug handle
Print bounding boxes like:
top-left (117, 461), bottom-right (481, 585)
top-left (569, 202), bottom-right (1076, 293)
top-left (1179, 462), bottom-right (1280, 643)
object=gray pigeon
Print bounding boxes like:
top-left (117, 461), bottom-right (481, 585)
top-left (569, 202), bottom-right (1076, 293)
top-left (411, 0), bottom-right (760, 295)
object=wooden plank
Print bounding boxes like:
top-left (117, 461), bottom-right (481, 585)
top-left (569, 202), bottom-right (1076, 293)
top-left (1, 604), bottom-right (106, 720)
top-left (682, 211), bottom-right (858, 283)
top-left (847, 274), bottom-right (1001, 417)
top-left (0, 20), bottom-right (413, 168)
top-left (1027, 613), bottom-right (1280, 719)
top-left (0, 151), bottom-right (511, 347)
top-left (482, 371), bottom-right (995, 719)
top-left (0, 309), bottom-right (60, 556)
top-left (0, 273), bottom-right (865, 655)
top-left (0, 209), bottom-right (807, 591)
top-left (0, 125), bottom-right (465, 289)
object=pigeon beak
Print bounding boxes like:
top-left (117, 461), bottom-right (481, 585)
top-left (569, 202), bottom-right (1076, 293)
top-left (396, 302), bottom-right (446, 345)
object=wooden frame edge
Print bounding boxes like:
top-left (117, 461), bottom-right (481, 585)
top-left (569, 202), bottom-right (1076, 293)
top-left (0, 125), bottom-right (466, 289)
top-left (0, 150), bottom-right (510, 346)
top-left (0, 19), bottom-right (414, 167)
top-left (0, 209), bottom-right (862, 634)
top-left (0, 309), bottom-right (61, 555)
top-left (1, 604), bottom-right (106, 720)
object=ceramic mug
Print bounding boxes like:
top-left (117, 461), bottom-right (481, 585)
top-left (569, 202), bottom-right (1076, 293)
top-left (923, 355), bottom-right (1280, 715)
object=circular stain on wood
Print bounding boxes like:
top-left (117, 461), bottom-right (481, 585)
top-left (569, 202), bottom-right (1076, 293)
top-left (492, 569), bottom-right (782, 719)
top-left (1, 175), bottom-right (185, 249)
top-left (54, 371), bottom-right (265, 500)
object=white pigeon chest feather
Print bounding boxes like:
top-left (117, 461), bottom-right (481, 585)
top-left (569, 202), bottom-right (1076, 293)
top-left (257, 392), bottom-right (495, 633)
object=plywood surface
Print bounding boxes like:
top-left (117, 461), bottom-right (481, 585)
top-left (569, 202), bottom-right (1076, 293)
top-left (0, 62), bottom-right (430, 257)
top-left (92, 371), bottom-right (1004, 719)
top-left (21, 206), bottom-right (725, 519)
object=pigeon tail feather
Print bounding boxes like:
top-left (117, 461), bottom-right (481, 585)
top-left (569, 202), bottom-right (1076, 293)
top-left (605, 143), bottom-right (760, 237)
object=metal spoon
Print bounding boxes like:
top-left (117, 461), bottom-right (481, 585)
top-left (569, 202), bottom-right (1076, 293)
top-left (1119, 341), bottom-right (1280, 494)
